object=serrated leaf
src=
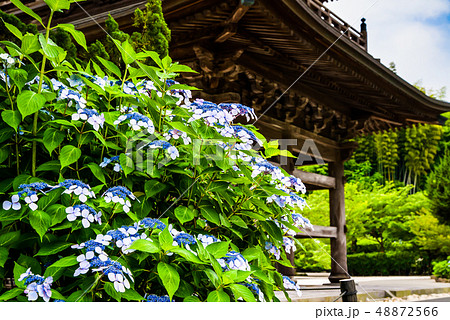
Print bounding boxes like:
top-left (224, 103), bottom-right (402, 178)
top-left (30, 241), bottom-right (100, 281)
top-left (170, 247), bottom-right (205, 264)
top-left (119, 153), bottom-right (134, 176)
top-left (121, 289), bottom-right (144, 301)
top-left (10, 0), bottom-right (43, 26)
top-left (229, 284), bottom-right (256, 302)
top-left (97, 56), bottom-right (121, 78)
top-left (2, 19), bottom-right (23, 40)
top-left (159, 227), bottom-right (174, 251)
top-left (0, 288), bottom-right (24, 301)
top-left (86, 162), bottom-right (106, 184)
top-left (157, 262), bottom-right (180, 300)
top-left (35, 242), bottom-right (72, 256)
top-left (206, 241), bottom-right (230, 259)
top-left (200, 207), bottom-right (221, 225)
top-left (57, 23), bottom-right (87, 50)
top-left (1, 110), bottom-right (21, 131)
top-left (128, 239), bottom-right (160, 253)
top-left (17, 90), bottom-right (46, 119)
top-left (0, 247), bottom-right (9, 268)
top-left (207, 289), bottom-right (230, 302)
top-left (144, 180), bottom-right (167, 198)
top-left (43, 127), bottom-right (65, 154)
top-left (104, 282), bottom-right (121, 301)
top-left (230, 216), bottom-right (248, 229)
top-left (174, 205), bottom-right (195, 225)
top-left (0, 231), bottom-right (21, 247)
top-left (21, 33), bottom-right (40, 54)
top-left (59, 145), bottom-right (81, 169)
top-left (29, 210), bottom-right (51, 240)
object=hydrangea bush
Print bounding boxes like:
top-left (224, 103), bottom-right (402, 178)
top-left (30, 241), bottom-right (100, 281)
top-left (0, 0), bottom-right (312, 302)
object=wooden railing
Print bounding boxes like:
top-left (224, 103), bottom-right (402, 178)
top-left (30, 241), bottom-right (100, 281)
top-left (302, 0), bottom-right (367, 50)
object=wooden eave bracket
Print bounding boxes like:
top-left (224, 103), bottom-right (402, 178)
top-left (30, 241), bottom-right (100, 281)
top-left (215, 1), bottom-right (254, 43)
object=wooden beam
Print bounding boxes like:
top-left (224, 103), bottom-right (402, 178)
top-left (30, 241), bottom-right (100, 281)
top-left (215, 2), bottom-right (252, 43)
top-left (328, 158), bottom-right (350, 283)
top-left (295, 225), bottom-right (337, 239)
top-left (292, 169), bottom-right (336, 189)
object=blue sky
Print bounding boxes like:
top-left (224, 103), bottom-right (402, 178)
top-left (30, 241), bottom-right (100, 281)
top-left (326, 0), bottom-right (450, 101)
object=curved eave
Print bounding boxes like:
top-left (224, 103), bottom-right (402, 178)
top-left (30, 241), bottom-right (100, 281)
top-left (280, 0), bottom-right (450, 116)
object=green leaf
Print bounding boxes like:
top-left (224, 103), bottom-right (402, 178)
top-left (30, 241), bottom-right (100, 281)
top-left (10, 0), bottom-right (43, 26)
top-left (206, 241), bottom-right (230, 259)
top-left (59, 145), bottom-right (81, 169)
top-left (35, 242), bottom-right (72, 256)
top-left (0, 147), bottom-right (8, 164)
top-left (1, 19), bottom-right (23, 40)
top-left (113, 39), bottom-right (136, 65)
top-left (174, 205), bottom-right (195, 225)
top-left (200, 207), bottom-right (221, 225)
top-left (229, 284), bottom-right (256, 302)
top-left (159, 227), bottom-right (174, 251)
top-left (0, 231), bottom-right (20, 247)
top-left (43, 127), bottom-right (65, 154)
top-left (119, 153), bottom-right (134, 176)
top-left (0, 288), bottom-right (24, 301)
top-left (1, 110), bottom-right (21, 131)
top-left (121, 289), bottom-right (145, 301)
top-left (37, 188), bottom-right (62, 211)
top-left (86, 162), bottom-right (106, 184)
top-left (104, 282), bottom-right (121, 302)
top-left (37, 160), bottom-right (61, 173)
top-left (13, 262), bottom-right (27, 288)
top-left (44, 255), bottom-right (78, 278)
top-left (57, 24), bottom-right (87, 50)
top-left (50, 289), bottom-right (66, 301)
top-left (230, 216), bottom-right (248, 229)
top-left (8, 68), bottom-right (28, 91)
top-left (157, 262), bottom-right (180, 300)
top-left (17, 90), bottom-right (46, 119)
top-left (97, 56), bottom-right (121, 78)
top-left (44, 0), bottom-right (70, 12)
top-left (38, 34), bottom-right (65, 60)
top-left (128, 239), bottom-right (160, 253)
top-left (207, 289), bottom-right (230, 302)
top-left (184, 295), bottom-right (201, 302)
top-left (170, 247), bottom-right (205, 264)
top-left (261, 220), bottom-right (283, 242)
top-left (144, 180), bottom-right (167, 198)
top-left (29, 210), bottom-right (52, 240)
top-left (0, 247), bottom-right (8, 268)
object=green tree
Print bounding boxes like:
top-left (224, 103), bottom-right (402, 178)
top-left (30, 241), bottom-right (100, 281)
top-left (0, 9), bottom-right (38, 44)
top-left (374, 130), bottom-right (399, 182)
top-left (131, 0), bottom-right (171, 58)
top-left (427, 149), bottom-right (450, 225)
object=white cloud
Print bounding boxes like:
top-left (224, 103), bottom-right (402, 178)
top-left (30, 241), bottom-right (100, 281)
top-left (326, 0), bottom-right (450, 100)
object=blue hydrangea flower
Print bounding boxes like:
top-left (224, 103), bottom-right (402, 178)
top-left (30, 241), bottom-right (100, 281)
top-left (72, 108), bottom-right (105, 131)
top-left (100, 156), bottom-right (122, 172)
top-left (140, 218), bottom-right (166, 230)
top-left (197, 234), bottom-right (220, 247)
top-left (143, 294), bottom-right (174, 302)
top-left (102, 186), bottom-right (136, 213)
top-left (114, 112), bottom-right (155, 134)
top-left (143, 140), bottom-right (180, 160)
top-left (265, 241), bottom-right (281, 260)
top-left (66, 204), bottom-right (102, 228)
top-left (58, 180), bottom-right (95, 202)
top-left (283, 276), bottom-right (302, 297)
top-left (217, 251), bottom-right (250, 271)
top-left (19, 268), bottom-right (53, 302)
top-left (218, 103), bottom-right (257, 122)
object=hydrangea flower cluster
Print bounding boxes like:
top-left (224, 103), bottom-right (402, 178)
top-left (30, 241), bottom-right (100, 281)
top-left (166, 79), bottom-right (192, 106)
top-left (59, 179), bottom-right (95, 203)
top-left (197, 234), bottom-right (220, 247)
top-left (0, 53), bottom-right (19, 69)
top-left (72, 108), bottom-right (105, 131)
top-left (265, 241), bottom-right (281, 260)
top-left (114, 112), bottom-right (155, 134)
top-left (19, 268), bottom-right (53, 302)
top-left (2, 182), bottom-right (53, 212)
top-left (66, 204), bottom-right (102, 228)
top-left (163, 129), bottom-right (192, 145)
top-left (283, 237), bottom-right (296, 254)
top-left (100, 156), bottom-right (122, 172)
top-left (217, 251), bottom-right (251, 272)
top-left (217, 125), bottom-right (262, 147)
top-left (143, 294), bottom-right (173, 302)
top-left (107, 224), bottom-right (148, 254)
top-left (282, 276), bottom-right (302, 298)
top-left (170, 226), bottom-right (197, 252)
top-left (218, 103), bottom-right (257, 122)
top-left (102, 186), bottom-right (137, 212)
top-left (140, 218), bottom-right (166, 230)
top-left (242, 282), bottom-right (265, 301)
top-left (144, 140), bottom-right (179, 160)
top-left (185, 99), bottom-right (233, 126)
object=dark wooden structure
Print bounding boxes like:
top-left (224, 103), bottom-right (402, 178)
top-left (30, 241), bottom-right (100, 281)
top-left (4, 0), bottom-right (450, 282)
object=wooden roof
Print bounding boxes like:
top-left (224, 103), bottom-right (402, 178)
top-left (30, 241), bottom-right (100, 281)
top-left (3, 0), bottom-right (450, 145)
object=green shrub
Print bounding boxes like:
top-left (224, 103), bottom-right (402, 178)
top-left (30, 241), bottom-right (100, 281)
top-left (432, 258), bottom-right (450, 279)
top-left (294, 239), bottom-right (331, 272)
top-left (348, 251), bottom-right (431, 276)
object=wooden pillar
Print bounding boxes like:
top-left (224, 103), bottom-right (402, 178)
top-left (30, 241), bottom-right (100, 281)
top-left (328, 157), bottom-right (350, 283)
